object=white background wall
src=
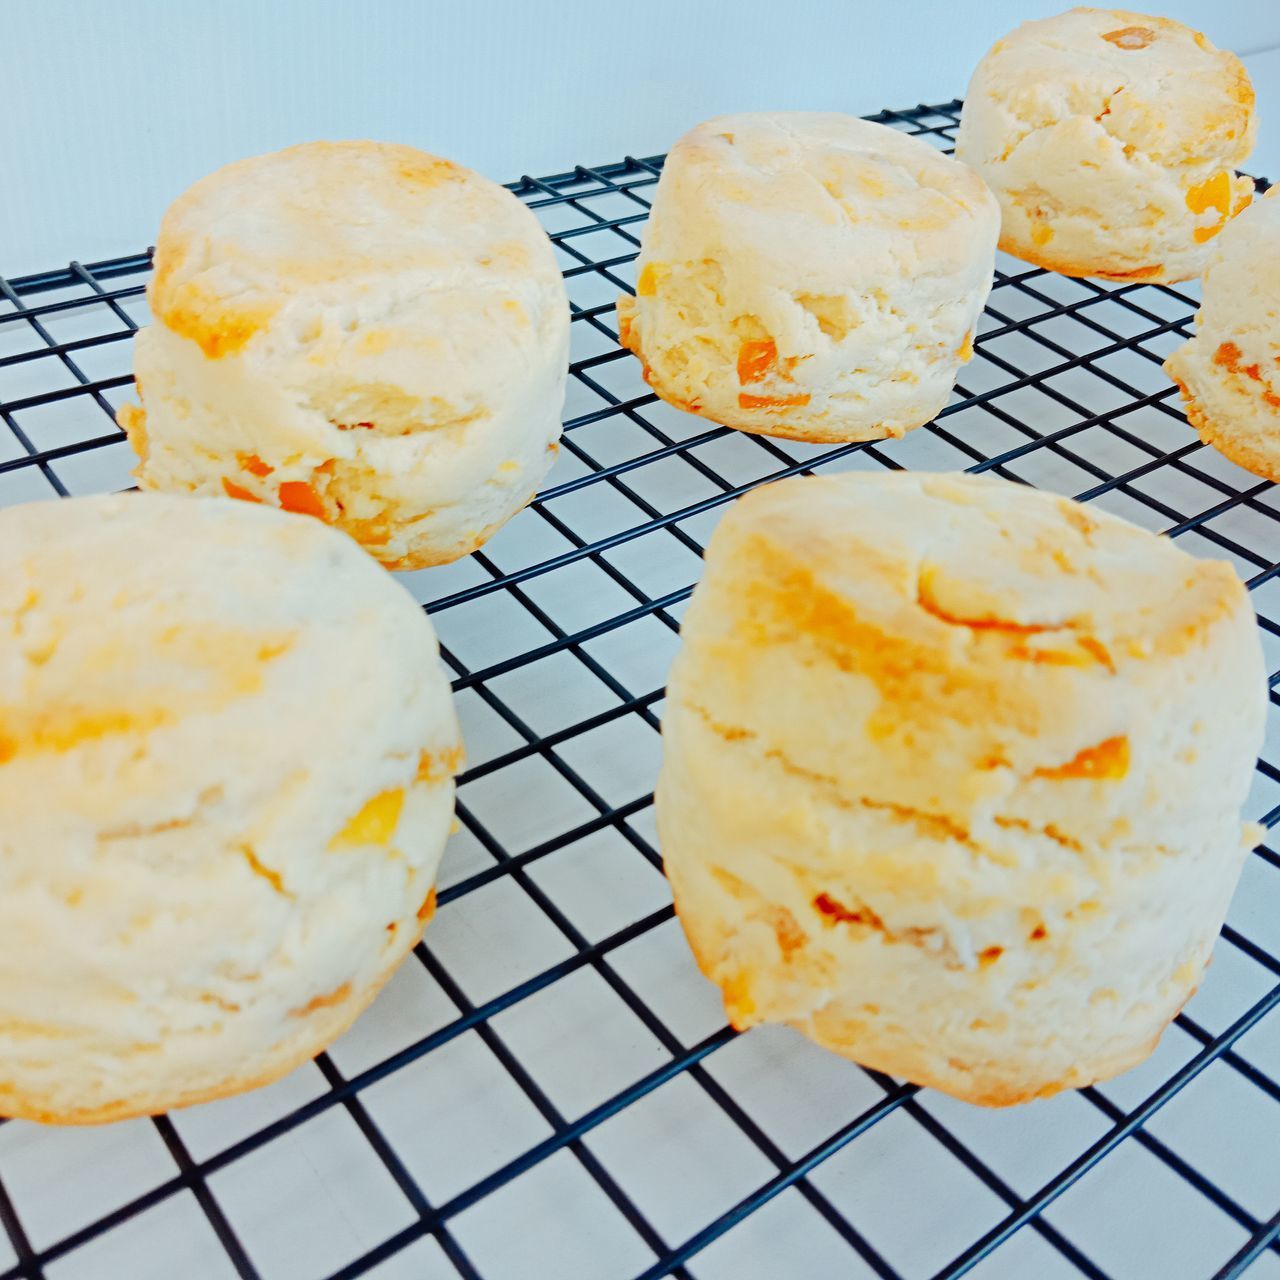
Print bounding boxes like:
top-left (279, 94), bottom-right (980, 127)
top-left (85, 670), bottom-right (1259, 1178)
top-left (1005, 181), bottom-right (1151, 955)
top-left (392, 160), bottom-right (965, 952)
top-left (3, 0), bottom-right (1279, 276)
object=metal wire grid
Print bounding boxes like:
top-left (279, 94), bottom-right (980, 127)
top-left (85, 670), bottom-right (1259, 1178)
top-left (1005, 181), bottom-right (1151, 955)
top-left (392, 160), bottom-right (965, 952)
top-left (0, 100), bottom-right (1276, 1280)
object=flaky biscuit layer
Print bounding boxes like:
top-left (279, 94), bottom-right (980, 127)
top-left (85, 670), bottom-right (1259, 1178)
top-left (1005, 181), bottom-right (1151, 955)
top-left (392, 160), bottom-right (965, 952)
top-left (657, 471), bottom-right (1265, 1104)
top-left (0, 494), bottom-right (461, 1121)
top-left (618, 113), bottom-right (998, 442)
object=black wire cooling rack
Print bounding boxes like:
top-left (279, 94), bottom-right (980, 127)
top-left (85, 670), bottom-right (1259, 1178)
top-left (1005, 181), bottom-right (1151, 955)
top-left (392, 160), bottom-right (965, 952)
top-left (0, 101), bottom-right (1278, 1280)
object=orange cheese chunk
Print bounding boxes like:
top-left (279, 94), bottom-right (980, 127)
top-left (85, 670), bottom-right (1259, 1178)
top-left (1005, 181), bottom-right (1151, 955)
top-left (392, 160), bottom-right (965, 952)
top-left (1077, 635), bottom-right (1115, 671)
top-left (737, 339), bottom-right (778, 385)
top-left (1102, 25), bottom-right (1154, 48)
top-left (417, 744), bottom-right (466, 783)
top-left (1187, 172), bottom-right (1233, 217)
top-left (331, 788), bottom-right (405, 848)
top-left (1009, 634), bottom-right (1114, 671)
top-left (237, 452), bottom-right (273, 478)
top-left (167, 311), bottom-right (267, 360)
top-left (1215, 341), bottom-right (1243, 372)
top-left (1187, 172), bottom-right (1238, 242)
top-left (278, 480), bottom-right (327, 520)
top-left (636, 263), bottom-right (665, 296)
top-left (815, 893), bottom-right (881, 927)
top-left (221, 477), bottom-right (260, 503)
top-left (738, 392), bottom-right (810, 410)
top-left (1034, 735), bottom-right (1130, 782)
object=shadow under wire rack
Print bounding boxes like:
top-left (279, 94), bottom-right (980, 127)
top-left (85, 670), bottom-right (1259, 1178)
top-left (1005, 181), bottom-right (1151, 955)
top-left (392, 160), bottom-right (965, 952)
top-left (0, 100), bottom-right (1278, 1280)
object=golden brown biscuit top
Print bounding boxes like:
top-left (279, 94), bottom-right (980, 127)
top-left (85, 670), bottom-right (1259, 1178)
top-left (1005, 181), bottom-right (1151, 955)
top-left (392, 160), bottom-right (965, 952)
top-left (149, 140), bottom-right (555, 357)
top-left (660, 113), bottom-right (998, 276)
top-left (975, 8), bottom-right (1254, 167)
top-left (0, 493), bottom-right (429, 767)
top-left (716, 471), bottom-right (1244, 666)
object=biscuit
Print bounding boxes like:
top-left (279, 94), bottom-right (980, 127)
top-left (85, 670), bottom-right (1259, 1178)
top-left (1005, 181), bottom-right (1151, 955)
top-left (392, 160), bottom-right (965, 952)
top-left (0, 494), bottom-right (461, 1122)
top-left (656, 471), bottom-right (1265, 1105)
top-left (1165, 191), bottom-right (1280, 478)
top-left (618, 113), bottom-right (999, 442)
top-left (956, 7), bottom-right (1256, 283)
top-left (118, 141), bottom-right (569, 569)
